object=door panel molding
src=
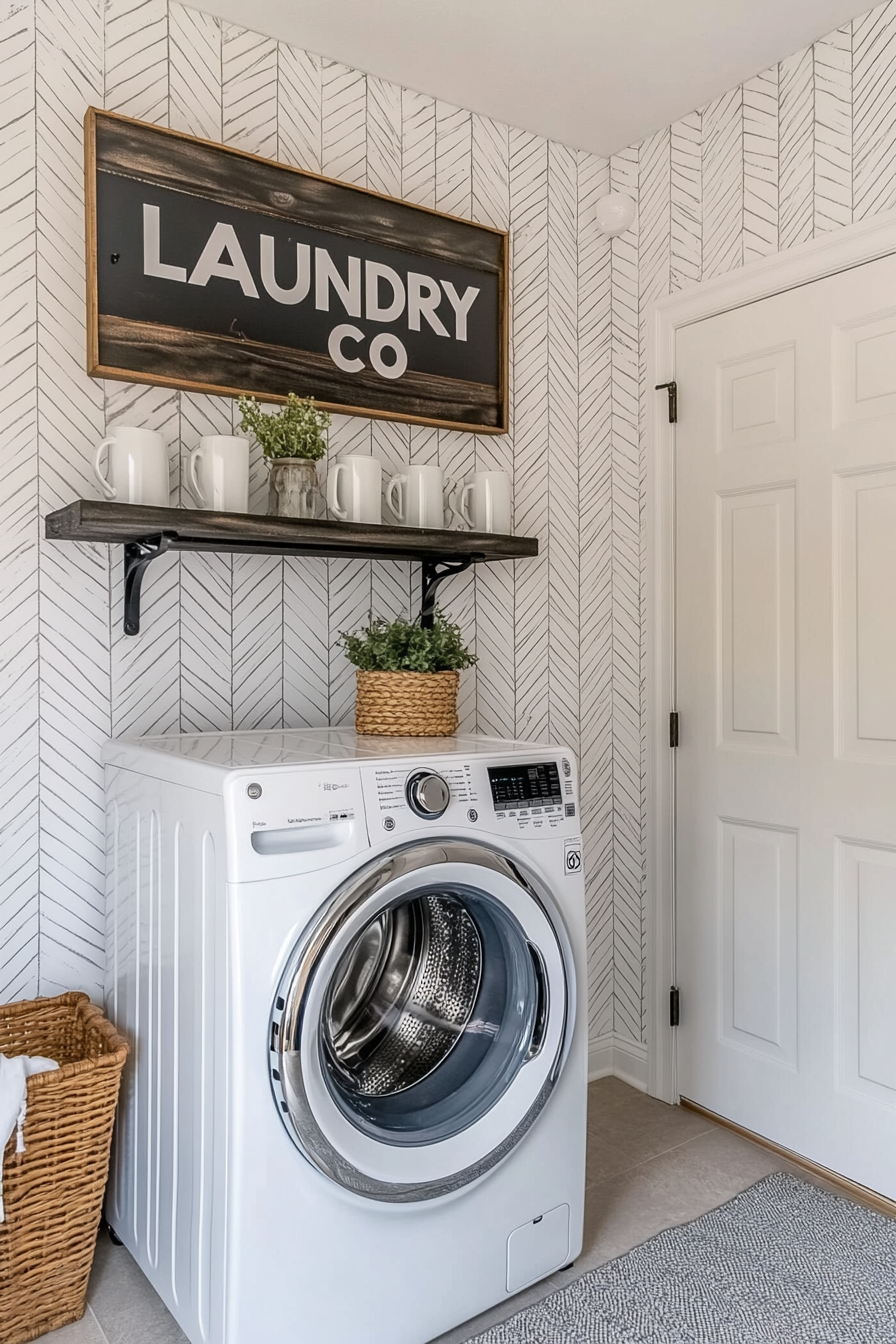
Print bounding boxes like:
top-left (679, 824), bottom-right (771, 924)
top-left (717, 344), bottom-right (795, 451)
top-left (646, 207), bottom-right (896, 1103)
top-left (718, 817), bottom-right (798, 1068)
top-left (833, 306), bottom-right (896, 427)
top-left (836, 837), bottom-right (896, 1105)
top-left (834, 467), bottom-right (896, 760)
top-left (718, 486), bottom-right (796, 753)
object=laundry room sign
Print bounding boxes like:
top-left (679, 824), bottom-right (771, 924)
top-left (84, 109), bottom-right (508, 432)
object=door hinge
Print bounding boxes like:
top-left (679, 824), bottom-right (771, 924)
top-left (669, 711), bottom-right (679, 748)
top-left (655, 380), bottom-right (678, 423)
top-left (670, 986), bottom-right (680, 1027)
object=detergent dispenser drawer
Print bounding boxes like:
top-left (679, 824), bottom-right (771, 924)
top-left (506, 1203), bottom-right (570, 1293)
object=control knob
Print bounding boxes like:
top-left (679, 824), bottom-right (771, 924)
top-left (405, 770), bottom-right (450, 819)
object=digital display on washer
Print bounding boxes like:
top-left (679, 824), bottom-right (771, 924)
top-left (488, 762), bottom-right (562, 809)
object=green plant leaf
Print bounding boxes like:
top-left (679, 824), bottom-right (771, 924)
top-left (339, 609), bottom-right (477, 673)
top-left (237, 392), bottom-right (330, 460)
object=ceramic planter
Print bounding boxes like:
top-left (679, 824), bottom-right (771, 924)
top-left (267, 458), bottom-right (321, 519)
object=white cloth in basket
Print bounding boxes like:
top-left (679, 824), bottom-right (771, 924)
top-left (0, 1052), bottom-right (59, 1223)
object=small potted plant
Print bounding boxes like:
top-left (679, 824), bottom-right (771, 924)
top-left (237, 393), bottom-right (330, 518)
top-left (340, 609), bottom-right (477, 736)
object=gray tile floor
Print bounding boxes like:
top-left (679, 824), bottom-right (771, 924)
top-left (44, 1078), bottom-right (839, 1344)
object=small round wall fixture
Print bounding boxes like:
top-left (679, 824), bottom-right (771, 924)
top-left (594, 192), bottom-right (636, 237)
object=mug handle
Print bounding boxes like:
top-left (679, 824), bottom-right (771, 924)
top-left (187, 445), bottom-right (208, 508)
top-left (447, 479), bottom-right (465, 528)
top-left (93, 437), bottom-right (117, 500)
top-left (327, 461), bottom-right (348, 520)
top-left (385, 474), bottom-right (407, 522)
top-left (459, 482), bottom-right (475, 529)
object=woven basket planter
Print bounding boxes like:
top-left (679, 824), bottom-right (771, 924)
top-left (0, 992), bottom-right (129, 1344)
top-left (355, 669), bottom-right (460, 736)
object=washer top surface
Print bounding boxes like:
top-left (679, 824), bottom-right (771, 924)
top-left (104, 727), bottom-right (568, 773)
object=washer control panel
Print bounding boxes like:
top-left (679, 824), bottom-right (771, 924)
top-left (368, 761), bottom-right (476, 830)
top-left (488, 760), bottom-right (563, 816)
top-left (362, 754), bottom-right (578, 838)
top-left (487, 756), bottom-right (578, 831)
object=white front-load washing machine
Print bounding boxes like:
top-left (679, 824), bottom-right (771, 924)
top-left (103, 729), bottom-right (587, 1344)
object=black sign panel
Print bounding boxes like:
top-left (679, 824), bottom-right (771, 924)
top-left (85, 110), bottom-right (508, 432)
top-left (487, 763), bottom-right (563, 809)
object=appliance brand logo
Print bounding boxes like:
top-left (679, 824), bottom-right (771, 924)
top-left (321, 782), bottom-right (349, 791)
top-left (564, 839), bottom-right (582, 875)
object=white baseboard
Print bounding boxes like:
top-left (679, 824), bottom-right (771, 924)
top-left (587, 1033), bottom-right (649, 1093)
top-left (612, 1035), bottom-right (649, 1092)
top-left (587, 1033), bottom-right (615, 1081)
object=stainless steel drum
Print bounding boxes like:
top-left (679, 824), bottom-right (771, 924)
top-left (323, 893), bottom-right (483, 1097)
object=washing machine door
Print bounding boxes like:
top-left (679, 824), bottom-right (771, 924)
top-left (269, 839), bottom-right (573, 1202)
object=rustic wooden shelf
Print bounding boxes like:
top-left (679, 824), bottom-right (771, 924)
top-left (46, 500), bottom-right (538, 636)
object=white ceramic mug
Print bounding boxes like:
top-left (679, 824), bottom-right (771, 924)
top-left (453, 471), bottom-right (512, 534)
top-left (326, 455), bottom-right (382, 524)
top-left (93, 425), bottom-right (168, 506)
top-left (185, 435), bottom-right (250, 513)
top-left (385, 464), bottom-right (445, 529)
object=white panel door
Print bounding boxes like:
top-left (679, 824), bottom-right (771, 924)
top-left (676, 255), bottom-right (896, 1199)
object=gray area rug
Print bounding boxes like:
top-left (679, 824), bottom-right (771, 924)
top-left (471, 1172), bottom-right (896, 1343)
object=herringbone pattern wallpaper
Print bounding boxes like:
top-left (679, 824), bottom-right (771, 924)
top-left (0, 0), bottom-right (613, 1033)
top-left (4, 0), bottom-right (896, 1059)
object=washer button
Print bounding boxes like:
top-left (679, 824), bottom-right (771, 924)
top-left (383, 817), bottom-right (396, 831)
top-left (467, 808), bottom-right (478, 822)
top-left (247, 783), bottom-right (262, 799)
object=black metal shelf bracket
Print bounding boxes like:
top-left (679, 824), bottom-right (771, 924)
top-left (420, 556), bottom-right (475, 628)
top-left (123, 534), bottom-right (175, 635)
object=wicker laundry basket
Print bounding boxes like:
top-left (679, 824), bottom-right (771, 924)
top-left (0, 992), bottom-right (129, 1344)
top-left (355, 669), bottom-right (460, 736)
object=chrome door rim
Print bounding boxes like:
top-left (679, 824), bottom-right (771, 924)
top-left (269, 839), bottom-right (573, 1203)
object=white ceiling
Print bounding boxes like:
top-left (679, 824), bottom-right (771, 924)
top-left (192, 0), bottom-right (873, 156)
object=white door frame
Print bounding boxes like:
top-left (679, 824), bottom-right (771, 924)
top-left (645, 208), bottom-right (896, 1104)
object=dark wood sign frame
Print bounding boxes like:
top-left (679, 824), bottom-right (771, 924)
top-left (84, 109), bottom-right (509, 433)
